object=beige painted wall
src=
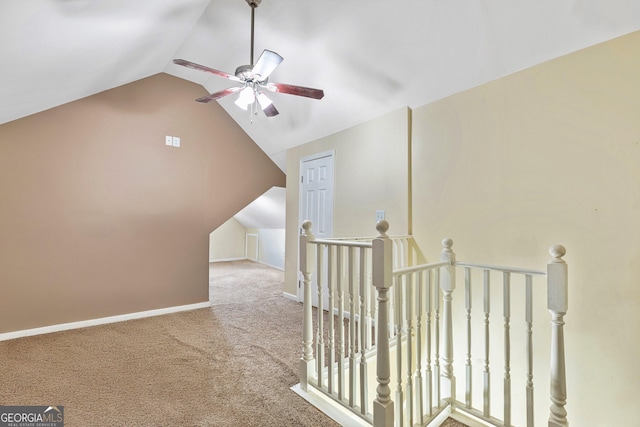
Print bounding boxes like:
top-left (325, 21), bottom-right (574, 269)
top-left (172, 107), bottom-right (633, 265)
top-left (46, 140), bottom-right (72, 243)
top-left (284, 107), bottom-right (410, 296)
top-left (0, 73), bottom-right (285, 333)
top-left (412, 31), bottom-right (640, 426)
top-left (209, 217), bottom-right (247, 261)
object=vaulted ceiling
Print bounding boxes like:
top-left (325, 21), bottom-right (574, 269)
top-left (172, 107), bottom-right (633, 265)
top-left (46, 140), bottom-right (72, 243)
top-left (2, 0), bottom-right (639, 171)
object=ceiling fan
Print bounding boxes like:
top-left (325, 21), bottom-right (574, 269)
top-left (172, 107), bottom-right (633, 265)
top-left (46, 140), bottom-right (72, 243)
top-left (173, 0), bottom-right (324, 118)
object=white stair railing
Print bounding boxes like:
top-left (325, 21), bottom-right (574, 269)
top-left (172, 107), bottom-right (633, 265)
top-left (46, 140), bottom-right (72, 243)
top-left (390, 245), bottom-right (451, 425)
top-left (300, 220), bottom-right (379, 422)
top-left (299, 221), bottom-right (316, 393)
top-left (454, 257), bottom-right (548, 426)
top-left (390, 238), bottom-right (569, 427)
top-left (372, 221), bottom-right (394, 427)
top-left (547, 245), bottom-right (569, 427)
top-left (298, 221), bottom-right (569, 427)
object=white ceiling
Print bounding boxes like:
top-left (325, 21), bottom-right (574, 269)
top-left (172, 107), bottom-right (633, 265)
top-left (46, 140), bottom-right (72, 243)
top-left (2, 0), bottom-right (640, 172)
top-left (234, 186), bottom-right (285, 229)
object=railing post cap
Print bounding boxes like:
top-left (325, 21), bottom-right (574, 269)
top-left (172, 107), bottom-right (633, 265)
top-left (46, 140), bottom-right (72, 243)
top-left (376, 219), bottom-right (389, 237)
top-left (302, 220), bottom-right (312, 234)
top-left (549, 244), bottom-right (566, 261)
top-left (442, 237), bottom-right (453, 250)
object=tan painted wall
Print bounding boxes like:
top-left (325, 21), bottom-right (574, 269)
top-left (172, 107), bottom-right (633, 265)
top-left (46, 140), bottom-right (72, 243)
top-left (209, 217), bottom-right (247, 261)
top-left (412, 31), bottom-right (640, 426)
top-left (284, 107), bottom-right (410, 296)
top-left (0, 73), bottom-right (285, 333)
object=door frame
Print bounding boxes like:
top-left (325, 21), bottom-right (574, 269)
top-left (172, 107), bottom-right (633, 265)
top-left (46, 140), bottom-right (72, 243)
top-left (245, 233), bottom-right (259, 262)
top-left (298, 150), bottom-right (335, 233)
top-left (297, 150), bottom-right (335, 303)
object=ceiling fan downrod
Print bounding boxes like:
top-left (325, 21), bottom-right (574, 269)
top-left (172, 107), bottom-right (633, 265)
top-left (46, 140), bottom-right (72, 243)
top-left (246, 0), bottom-right (261, 66)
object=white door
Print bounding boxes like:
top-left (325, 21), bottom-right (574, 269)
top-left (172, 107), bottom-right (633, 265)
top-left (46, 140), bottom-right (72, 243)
top-left (298, 151), bottom-right (334, 306)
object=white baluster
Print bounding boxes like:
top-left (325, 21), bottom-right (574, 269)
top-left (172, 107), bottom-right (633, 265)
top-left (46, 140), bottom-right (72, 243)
top-left (367, 249), bottom-right (376, 350)
top-left (440, 238), bottom-right (456, 403)
top-left (317, 244), bottom-right (325, 389)
top-left (483, 269), bottom-right (491, 417)
top-left (389, 280), bottom-right (396, 340)
top-left (328, 245), bottom-right (336, 395)
top-left (403, 238), bottom-right (410, 267)
top-left (425, 269), bottom-right (433, 416)
top-left (359, 247), bottom-right (369, 415)
top-left (337, 246), bottom-right (345, 400)
top-left (434, 268), bottom-right (441, 405)
top-left (503, 272), bottom-right (511, 426)
top-left (365, 267), bottom-right (373, 349)
top-left (392, 239), bottom-right (399, 270)
top-left (525, 274), bottom-right (534, 427)
top-left (299, 220), bottom-right (316, 392)
top-left (465, 267), bottom-right (472, 409)
top-left (415, 271), bottom-right (424, 425)
top-left (405, 274), bottom-right (414, 427)
top-left (372, 220), bottom-right (394, 427)
top-left (548, 245), bottom-right (568, 427)
top-left (395, 275), bottom-right (404, 427)
top-left (399, 237), bottom-right (407, 268)
top-left (348, 246), bottom-right (357, 407)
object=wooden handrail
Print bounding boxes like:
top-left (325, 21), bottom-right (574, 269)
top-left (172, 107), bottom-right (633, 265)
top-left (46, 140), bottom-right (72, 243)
top-left (455, 261), bottom-right (546, 276)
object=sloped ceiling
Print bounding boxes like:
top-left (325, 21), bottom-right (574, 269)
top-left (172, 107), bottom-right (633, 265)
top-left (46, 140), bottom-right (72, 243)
top-left (2, 0), bottom-right (640, 173)
top-left (234, 186), bottom-right (285, 229)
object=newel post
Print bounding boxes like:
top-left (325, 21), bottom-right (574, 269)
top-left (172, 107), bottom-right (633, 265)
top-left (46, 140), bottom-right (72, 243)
top-left (547, 245), bottom-right (568, 427)
top-left (299, 220), bottom-right (316, 392)
top-left (440, 238), bottom-right (456, 402)
top-left (372, 220), bottom-right (394, 427)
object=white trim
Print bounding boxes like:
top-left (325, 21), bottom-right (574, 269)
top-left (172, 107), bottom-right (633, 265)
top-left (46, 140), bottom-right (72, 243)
top-left (298, 150), bottom-right (335, 303)
top-left (422, 405), bottom-right (453, 427)
top-left (291, 384), bottom-right (370, 427)
top-left (209, 257), bottom-right (248, 263)
top-left (0, 301), bottom-right (211, 342)
top-left (449, 405), bottom-right (496, 427)
top-left (258, 260), bottom-right (284, 271)
top-left (245, 233), bottom-right (259, 262)
top-left (283, 292), bottom-right (299, 302)
top-left (299, 149), bottom-right (335, 164)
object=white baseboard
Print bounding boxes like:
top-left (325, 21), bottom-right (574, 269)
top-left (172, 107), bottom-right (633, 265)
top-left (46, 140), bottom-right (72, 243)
top-left (283, 292), bottom-right (299, 302)
top-left (0, 301), bottom-right (211, 342)
top-left (258, 260), bottom-right (284, 271)
top-left (209, 257), bottom-right (247, 263)
top-left (449, 404), bottom-right (496, 427)
top-left (291, 384), bottom-right (370, 427)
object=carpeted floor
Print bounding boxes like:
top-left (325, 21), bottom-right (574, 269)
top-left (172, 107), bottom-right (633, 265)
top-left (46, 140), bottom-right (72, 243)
top-left (0, 261), bottom-right (337, 426)
top-left (0, 260), bottom-right (465, 427)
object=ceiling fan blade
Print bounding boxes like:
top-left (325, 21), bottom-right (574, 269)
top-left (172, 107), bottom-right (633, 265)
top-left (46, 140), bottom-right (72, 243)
top-left (196, 86), bottom-right (243, 103)
top-left (266, 82), bottom-right (324, 100)
top-left (262, 103), bottom-right (279, 117)
top-left (252, 50), bottom-right (283, 81)
top-left (257, 92), bottom-right (279, 117)
top-left (173, 59), bottom-right (242, 83)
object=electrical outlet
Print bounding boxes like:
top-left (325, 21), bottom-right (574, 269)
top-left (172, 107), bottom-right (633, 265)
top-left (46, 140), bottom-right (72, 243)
top-left (376, 210), bottom-right (385, 222)
top-left (172, 136), bottom-right (181, 147)
top-left (165, 135), bottom-right (173, 146)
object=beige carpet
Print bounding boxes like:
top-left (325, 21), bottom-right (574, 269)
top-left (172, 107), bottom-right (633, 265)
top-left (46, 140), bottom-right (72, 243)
top-left (0, 260), bottom-right (465, 427)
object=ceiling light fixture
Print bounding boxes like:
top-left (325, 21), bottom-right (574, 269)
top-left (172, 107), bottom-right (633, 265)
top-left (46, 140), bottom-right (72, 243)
top-left (172, 0), bottom-right (324, 119)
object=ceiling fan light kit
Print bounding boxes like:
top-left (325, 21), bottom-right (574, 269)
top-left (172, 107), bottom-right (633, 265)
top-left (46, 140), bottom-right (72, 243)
top-left (173, 0), bottom-right (324, 119)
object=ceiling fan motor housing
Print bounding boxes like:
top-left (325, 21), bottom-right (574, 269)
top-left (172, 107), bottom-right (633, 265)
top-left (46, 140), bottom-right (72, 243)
top-left (235, 64), bottom-right (264, 82)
